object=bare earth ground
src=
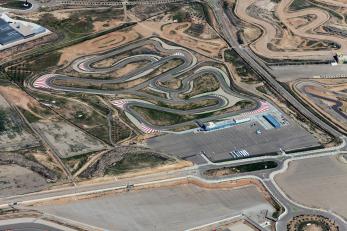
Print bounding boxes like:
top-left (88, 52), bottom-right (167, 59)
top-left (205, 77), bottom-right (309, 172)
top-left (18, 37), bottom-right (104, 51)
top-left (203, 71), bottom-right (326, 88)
top-left (234, 0), bottom-right (347, 60)
top-left (35, 184), bottom-right (275, 231)
top-left (0, 94), bottom-right (38, 151)
top-left (59, 18), bottom-right (226, 65)
top-left (0, 86), bottom-right (43, 119)
top-left (0, 164), bottom-right (47, 197)
top-left (32, 121), bottom-right (107, 158)
top-left (275, 156), bottom-right (347, 219)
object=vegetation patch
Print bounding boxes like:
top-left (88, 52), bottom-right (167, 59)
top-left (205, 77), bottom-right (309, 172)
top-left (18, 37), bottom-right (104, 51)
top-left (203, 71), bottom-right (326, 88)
top-left (132, 106), bottom-right (194, 126)
top-left (204, 161), bottom-right (278, 177)
top-left (182, 74), bottom-right (220, 98)
top-left (106, 153), bottom-right (171, 175)
top-left (224, 49), bottom-right (259, 83)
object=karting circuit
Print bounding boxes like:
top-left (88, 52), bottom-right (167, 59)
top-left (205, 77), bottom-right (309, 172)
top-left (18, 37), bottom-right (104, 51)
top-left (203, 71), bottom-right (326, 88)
top-left (31, 37), bottom-right (258, 134)
top-left (234, 0), bottom-right (347, 60)
top-left (293, 79), bottom-right (347, 132)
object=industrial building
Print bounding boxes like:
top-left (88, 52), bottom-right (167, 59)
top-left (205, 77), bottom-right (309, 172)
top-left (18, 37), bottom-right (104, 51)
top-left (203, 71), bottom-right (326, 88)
top-left (263, 114), bottom-right (281, 128)
top-left (0, 18), bottom-right (23, 45)
top-left (0, 13), bottom-right (49, 48)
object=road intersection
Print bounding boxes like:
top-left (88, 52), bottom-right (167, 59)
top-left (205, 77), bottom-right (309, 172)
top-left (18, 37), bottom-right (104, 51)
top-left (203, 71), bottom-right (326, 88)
top-left (0, 138), bottom-right (346, 230)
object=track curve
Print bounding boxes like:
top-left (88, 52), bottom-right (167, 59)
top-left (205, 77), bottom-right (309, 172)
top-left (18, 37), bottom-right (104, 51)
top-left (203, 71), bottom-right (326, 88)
top-left (234, 0), bottom-right (347, 60)
top-left (30, 37), bottom-right (259, 133)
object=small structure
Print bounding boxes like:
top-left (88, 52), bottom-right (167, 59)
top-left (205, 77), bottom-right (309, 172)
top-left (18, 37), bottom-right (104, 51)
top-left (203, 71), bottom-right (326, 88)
top-left (263, 114), bottom-right (281, 128)
top-left (0, 13), bottom-right (50, 49)
top-left (0, 18), bottom-right (23, 45)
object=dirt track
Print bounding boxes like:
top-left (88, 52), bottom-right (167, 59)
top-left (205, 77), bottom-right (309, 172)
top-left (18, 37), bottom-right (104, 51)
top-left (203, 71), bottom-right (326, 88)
top-left (235, 0), bottom-right (347, 60)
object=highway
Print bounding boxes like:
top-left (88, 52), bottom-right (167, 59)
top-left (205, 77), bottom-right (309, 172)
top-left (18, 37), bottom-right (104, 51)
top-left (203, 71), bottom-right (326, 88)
top-left (29, 37), bottom-right (259, 133)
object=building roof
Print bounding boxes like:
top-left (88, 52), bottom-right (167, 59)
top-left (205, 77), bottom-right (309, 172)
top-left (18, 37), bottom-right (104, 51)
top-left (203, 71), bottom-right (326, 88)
top-left (0, 18), bottom-right (23, 45)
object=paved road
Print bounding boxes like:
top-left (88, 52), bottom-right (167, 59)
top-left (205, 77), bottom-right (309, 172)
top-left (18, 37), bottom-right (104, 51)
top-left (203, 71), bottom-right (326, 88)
top-left (204, 0), bottom-right (347, 229)
top-left (30, 37), bottom-right (259, 133)
top-left (207, 0), bottom-right (343, 138)
top-left (0, 142), bottom-right (346, 230)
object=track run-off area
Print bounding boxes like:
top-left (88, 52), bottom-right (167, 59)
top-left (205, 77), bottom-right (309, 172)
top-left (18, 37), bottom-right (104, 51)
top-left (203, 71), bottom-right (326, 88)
top-left (29, 37), bottom-right (261, 134)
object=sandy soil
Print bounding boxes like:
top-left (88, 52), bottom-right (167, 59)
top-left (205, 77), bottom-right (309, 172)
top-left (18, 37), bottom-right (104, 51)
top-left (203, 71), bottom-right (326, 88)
top-left (0, 164), bottom-right (47, 197)
top-left (58, 30), bottom-right (140, 65)
top-left (235, 0), bottom-right (347, 60)
top-left (32, 151), bottom-right (61, 173)
top-left (58, 9), bottom-right (226, 65)
top-left (133, 21), bottom-right (227, 59)
top-left (32, 120), bottom-right (107, 158)
top-left (0, 86), bottom-right (42, 118)
top-left (93, 19), bottom-right (123, 32)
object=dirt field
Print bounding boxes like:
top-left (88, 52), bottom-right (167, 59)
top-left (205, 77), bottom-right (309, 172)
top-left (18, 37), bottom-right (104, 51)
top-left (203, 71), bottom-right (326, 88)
top-left (58, 29), bottom-right (140, 65)
top-left (0, 94), bottom-right (38, 151)
top-left (0, 86), bottom-right (43, 119)
top-left (275, 156), bottom-right (347, 219)
top-left (32, 120), bottom-right (107, 158)
top-left (58, 7), bottom-right (227, 65)
top-left (0, 164), bottom-right (48, 197)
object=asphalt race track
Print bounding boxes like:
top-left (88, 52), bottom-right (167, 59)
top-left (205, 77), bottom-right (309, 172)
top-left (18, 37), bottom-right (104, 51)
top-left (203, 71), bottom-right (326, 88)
top-left (30, 37), bottom-right (258, 133)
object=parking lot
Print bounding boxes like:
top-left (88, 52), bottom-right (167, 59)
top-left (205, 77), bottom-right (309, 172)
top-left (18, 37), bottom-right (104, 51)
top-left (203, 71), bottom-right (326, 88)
top-left (36, 184), bottom-right (274, 231)
top-left (147, 114), bottom-right (320, 163)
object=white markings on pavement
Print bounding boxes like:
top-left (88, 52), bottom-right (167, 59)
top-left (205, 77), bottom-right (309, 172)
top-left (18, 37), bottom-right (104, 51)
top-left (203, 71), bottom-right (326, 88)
top-left (78, 62), bottom-right (88, 71)
top-left (241, 101), bottom-right (270, 116)
top-left (173, 52), bottom-right (184, 56)
top-left (33, 74), bottom-right (53, 89)
top-left (140, 123), bottom-right (159, 134)
top-left (111, 100), bottom-right (127, 109)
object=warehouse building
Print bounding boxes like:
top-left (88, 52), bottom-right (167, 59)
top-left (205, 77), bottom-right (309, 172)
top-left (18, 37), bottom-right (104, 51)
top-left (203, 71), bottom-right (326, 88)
top-left (0, 13), bottom-right (50, 49)
top-left (0, 18), bottom-right (23, 45)
top-left (263, 114), bottom-right (281, 128)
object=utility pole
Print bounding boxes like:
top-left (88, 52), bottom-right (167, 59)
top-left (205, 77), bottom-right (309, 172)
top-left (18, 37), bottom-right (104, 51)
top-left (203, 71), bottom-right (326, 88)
top-left (123, 0), bottom-right (128, 21)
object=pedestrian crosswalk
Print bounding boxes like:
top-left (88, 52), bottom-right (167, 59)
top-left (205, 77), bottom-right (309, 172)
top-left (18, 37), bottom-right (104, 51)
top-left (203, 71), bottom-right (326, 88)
top-left (229, 149), bottom-right (250, 159)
